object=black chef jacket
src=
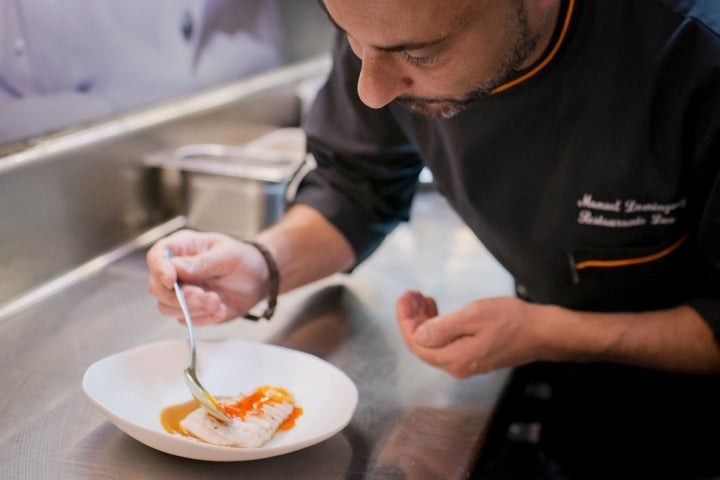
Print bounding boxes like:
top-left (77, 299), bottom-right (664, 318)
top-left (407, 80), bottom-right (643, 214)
top-left (294, 0), bottom-right (720, 477)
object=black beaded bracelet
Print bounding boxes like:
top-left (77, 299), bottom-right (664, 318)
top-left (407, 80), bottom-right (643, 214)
top-left (242, 240), bottom-right (279, 321)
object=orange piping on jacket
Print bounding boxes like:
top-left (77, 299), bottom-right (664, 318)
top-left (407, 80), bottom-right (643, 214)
top-left (491, 0), bottom-right (576, 95)
top-left (575, 233), bottom-right (690, 270)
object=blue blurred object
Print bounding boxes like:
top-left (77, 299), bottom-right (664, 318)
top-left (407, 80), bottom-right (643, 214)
top-left (0, 0), bottom-right (285, 144)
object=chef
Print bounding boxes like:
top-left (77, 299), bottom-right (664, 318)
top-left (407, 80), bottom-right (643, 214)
top-left (147, 0), bottom-right (720, 478)
top-left (0, 0), bottom-right (284, 144)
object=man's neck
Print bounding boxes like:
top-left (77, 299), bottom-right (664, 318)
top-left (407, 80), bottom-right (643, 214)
top-left (520, 0), bottom-right (563, 70)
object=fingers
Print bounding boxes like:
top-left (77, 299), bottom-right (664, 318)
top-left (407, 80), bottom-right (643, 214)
top-left (413, 313), bottom-right (473, 349)
top-left (172, 244), bottom-right (240, 283)
top-left (398, 290), bottom-right (476, 350)
top-left (146, 230), bottom-right (262, 327)
top-left (396, 291), bottom-right (494, 378)
top-left (395, 291), bottom-right (437, 331)
top-left (422, 336), bottom-right (487, 379)
top-left (396, 290), bottom-right (438, 344)
top-left (147, 230), bottom-right (235, 287)
top-left (146, 238), bottom-right (179, 290)
top-left (149, 282), bottom-right (227, 325)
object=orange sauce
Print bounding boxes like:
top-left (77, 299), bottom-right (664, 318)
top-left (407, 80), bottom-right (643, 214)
top-left (279, 403), bottom-right (304, 431)
top-left (159, 385), bottom-right (303, 441)
top-left (160, 398), bottom-right (201, 439)
top-left (221, 385), bottom-right (303, 430)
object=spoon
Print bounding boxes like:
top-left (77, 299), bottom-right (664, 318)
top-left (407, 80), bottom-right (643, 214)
top-left (166, 250), bottom-right (232, 423)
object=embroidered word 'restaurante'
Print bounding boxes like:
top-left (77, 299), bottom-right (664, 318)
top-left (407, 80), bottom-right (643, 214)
top-left (576, 194), bottom-right (687, 229)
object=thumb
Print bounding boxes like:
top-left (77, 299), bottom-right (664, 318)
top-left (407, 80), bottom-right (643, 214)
top-left (172, 248), bottom-right (234, 283)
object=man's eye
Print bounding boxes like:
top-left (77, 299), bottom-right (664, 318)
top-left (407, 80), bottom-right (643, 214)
top-left (402, 52), bottom-right (437, 67)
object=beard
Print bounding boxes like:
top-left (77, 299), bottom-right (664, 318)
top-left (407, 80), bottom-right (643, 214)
top-left (396, 1), bottom-right (541, 120)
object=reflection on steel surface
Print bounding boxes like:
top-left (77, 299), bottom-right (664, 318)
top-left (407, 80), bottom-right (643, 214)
top-left (0, 216), bottom-right (186, 323)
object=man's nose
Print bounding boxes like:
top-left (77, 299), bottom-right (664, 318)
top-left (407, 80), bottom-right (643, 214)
top-left (356, 52), bottom-right (411, 109)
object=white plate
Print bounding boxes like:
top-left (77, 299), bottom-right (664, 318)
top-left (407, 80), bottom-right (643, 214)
top-left (83, 339), bottom-right (358, 461)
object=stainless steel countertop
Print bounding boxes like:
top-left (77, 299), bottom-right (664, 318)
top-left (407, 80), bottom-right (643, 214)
top-left (0, 191), bottom-right (514, 480)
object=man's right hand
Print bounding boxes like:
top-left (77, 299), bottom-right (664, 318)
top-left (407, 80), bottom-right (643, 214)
top-left (146, 230), bottom-right (270, 325)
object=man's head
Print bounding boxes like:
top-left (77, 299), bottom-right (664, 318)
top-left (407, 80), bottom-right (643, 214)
top-left (320, 0), bottom-right (560, 119)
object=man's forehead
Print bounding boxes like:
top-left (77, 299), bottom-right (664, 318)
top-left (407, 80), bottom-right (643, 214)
top-left (320, 0), bottom-right (481, 11)
top-left (320, 0), bottom-right (479, 45)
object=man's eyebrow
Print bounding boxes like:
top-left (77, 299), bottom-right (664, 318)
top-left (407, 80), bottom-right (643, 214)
top-left (373, 37), bottom-right (449, 53)
top-left (317, 0), bottom-right (449, 52)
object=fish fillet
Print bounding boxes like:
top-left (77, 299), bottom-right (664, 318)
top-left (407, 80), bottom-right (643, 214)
top-left (180, 392), bottom-right (295, 448)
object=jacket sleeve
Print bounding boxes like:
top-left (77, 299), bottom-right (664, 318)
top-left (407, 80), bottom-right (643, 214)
top-left (292, 34), bottom-right (424, 265)
top-left (687, 67), bottom-right (720, 343)
top-left (690, 151), bottom-right (720, 342)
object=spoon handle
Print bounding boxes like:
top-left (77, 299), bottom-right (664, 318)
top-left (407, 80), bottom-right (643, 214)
top-left (165, 249), bottom-right (197, 371)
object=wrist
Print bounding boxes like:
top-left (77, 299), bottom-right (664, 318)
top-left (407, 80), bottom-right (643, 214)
top-left (532, 304), bottom-right (627, 364)
top-left (242, 240), bottom-right (279, 321)
top-left (531, 304), bottom-right (591, 363)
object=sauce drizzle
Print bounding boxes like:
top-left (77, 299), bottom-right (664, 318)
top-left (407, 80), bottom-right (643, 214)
top-left (160, 385), bottom-right (303, 442)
